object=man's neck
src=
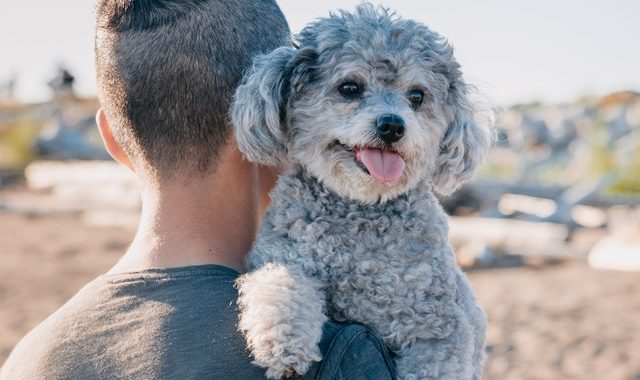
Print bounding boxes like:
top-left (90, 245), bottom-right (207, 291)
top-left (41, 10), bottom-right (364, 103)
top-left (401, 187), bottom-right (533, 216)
top-left (108, 146), bottom-right (266, 275)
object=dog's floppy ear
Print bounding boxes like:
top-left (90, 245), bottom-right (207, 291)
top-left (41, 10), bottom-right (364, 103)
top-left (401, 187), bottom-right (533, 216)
top-left (231, 46), bottom-right (315, 166)
top-left (231, 47), bottom-right (294, 166)
top-left (432, 75), bottom-right (493, 195)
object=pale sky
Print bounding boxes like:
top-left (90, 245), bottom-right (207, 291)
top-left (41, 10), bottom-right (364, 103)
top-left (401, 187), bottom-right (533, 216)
top-left (1, 0), bottom-right (639, 106)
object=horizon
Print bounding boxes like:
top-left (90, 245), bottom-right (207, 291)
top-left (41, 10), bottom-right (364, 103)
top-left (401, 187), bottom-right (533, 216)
top-left (1, 0), bottom-right (639, 106)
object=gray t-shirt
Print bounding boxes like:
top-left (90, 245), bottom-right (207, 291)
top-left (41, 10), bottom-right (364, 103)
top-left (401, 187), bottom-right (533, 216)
top-left (0, 265), bottom-right (395, 380)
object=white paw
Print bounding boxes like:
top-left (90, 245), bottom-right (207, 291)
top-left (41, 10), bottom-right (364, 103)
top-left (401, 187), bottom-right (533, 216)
top-left (261, 340), bottom-right (322, 379)
top-left (237, 263), bottom-right (327, 378)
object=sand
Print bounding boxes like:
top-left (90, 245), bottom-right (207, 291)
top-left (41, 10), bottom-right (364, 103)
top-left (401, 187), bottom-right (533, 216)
top-left (0, 212), bottom-right (132, 361)
top-left (1, 211), bottom-right (639, 379)
top-left (473, 264), bottom-right (640, 379)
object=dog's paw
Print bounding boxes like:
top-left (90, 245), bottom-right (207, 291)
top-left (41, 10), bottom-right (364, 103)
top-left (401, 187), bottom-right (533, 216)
top-left (259, 341), bottom-right (322, 379)
top-left (237, 263), bottom-right (327, 378)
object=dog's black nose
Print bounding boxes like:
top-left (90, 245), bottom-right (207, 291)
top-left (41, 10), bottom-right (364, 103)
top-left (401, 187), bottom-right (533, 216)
top-left (375, 114), bottom-right (405, 144)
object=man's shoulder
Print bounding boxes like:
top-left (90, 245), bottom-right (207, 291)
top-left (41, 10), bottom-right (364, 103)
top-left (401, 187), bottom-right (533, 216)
top-left (0, 265), bottom-right (267, 379)
top-left (303, 321), bottom-right (396, 380)
top-left (0, 277), bottom-right (107, 379)
top-left (1, 266), bottom-right (397, 380)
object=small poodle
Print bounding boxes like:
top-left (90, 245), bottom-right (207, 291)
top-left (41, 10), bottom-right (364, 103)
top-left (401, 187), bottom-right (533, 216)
top-left (231, 4), bottom-right (492, 380)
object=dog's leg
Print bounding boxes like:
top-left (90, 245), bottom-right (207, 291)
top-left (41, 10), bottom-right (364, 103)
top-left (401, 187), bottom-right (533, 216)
top-left (236, 262), bottom-right (327, 379)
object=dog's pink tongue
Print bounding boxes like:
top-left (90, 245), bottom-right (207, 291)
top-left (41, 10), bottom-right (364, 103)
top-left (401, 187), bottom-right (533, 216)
top-left (356, 148), bottom-right (405, 183)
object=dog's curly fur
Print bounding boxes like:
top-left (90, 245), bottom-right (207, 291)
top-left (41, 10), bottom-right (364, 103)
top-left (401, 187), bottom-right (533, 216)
top-left (232, 4), bottom-right (491, 379)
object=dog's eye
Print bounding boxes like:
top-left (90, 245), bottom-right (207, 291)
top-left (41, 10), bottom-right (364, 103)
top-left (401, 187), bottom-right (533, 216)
top-left (408, 89), bottom-right (424, 108)
top-left (338, 82), bottom-right (362, 98)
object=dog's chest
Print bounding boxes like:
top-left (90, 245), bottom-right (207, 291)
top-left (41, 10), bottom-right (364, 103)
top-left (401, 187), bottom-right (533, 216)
top-left (313, 211), bottom-right (456, 333)
top-left (263, 180), bottom-right (450, 277)
top-left (253, 174), bottom-right (461, 344)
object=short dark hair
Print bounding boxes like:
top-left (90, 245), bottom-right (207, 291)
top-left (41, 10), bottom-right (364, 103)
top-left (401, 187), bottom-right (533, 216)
top-left (95, 0), bottom-right (290, 176)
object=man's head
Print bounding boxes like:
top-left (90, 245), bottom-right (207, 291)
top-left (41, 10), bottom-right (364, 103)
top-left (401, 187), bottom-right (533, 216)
top-left (95, 0), bottom-right (290, 179)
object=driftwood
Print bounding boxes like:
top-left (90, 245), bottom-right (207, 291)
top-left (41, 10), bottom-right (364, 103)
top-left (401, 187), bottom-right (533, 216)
top-left (448, 176), bottom-right (632, 230)
top-left (449, 217), bottom-right (586, 260)
top-left (2, 161), bottom-right (140, 229)
top-left (24, 160), bottom-right (140, 210)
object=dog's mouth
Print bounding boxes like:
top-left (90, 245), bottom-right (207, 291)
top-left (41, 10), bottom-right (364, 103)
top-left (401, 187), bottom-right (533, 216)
top-left (335, 141), bottom-right (406, 183)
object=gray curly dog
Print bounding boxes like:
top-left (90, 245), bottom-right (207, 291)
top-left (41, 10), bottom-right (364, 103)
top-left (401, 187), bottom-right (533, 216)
top-left (231, 4), bottom-right (492, 379)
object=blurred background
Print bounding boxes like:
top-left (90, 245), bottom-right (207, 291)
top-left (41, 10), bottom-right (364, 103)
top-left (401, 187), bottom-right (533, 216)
top-left (1, 1), bottom-right (639, 379)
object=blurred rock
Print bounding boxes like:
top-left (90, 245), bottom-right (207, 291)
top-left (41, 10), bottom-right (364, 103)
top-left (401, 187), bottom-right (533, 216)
top-left (588, 235), bottom-right (640, 272)
top-left (570, 205), bottom-right (607, 228)
top-left (607, 205), bottom-right (640, 237)
top-left (588, 206), bottom-right (640, 271)
top-left (24, 160), bottom-right (140, 211)
top-left (0, 191), bottom-right (84, 217)
top-left (1, 161), bottom-right (140, 228)
top-left (605, 108), bottom-right (632, 144)
top-left (449, 217), bottom-right (585, 260)
top-left (82, 209), bottom-right (140, 229)
top-left (20, 67), bottom-right (108, 161)
top-left (456, 241), bottom-right (494, 269)
top-left (599, 90), bottom-right (640, 108)
top-left (34, 113), bottom-right (109, 160)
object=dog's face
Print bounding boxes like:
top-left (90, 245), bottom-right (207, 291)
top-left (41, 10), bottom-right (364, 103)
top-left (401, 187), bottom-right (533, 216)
top-left (232, 4), bottom-right (492, 203)
top-left (284, 39), bottom-right (450, 203)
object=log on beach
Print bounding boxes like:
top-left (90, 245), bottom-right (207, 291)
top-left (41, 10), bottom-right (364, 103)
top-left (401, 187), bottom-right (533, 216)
top-left (449, 217), bottom-right (586, 261)
top-left (24, 160), bottom-right (140, 211)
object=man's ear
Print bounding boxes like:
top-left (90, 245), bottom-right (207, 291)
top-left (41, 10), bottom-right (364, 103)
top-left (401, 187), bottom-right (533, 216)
top-left (96, 108), bottom-right (133, 170)
top-left (230, 46), bottom-right (315, 166)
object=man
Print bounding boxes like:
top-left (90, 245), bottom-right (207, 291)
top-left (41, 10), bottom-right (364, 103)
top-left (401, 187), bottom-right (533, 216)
top-left (0, 0), bottom-right (395, 379)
